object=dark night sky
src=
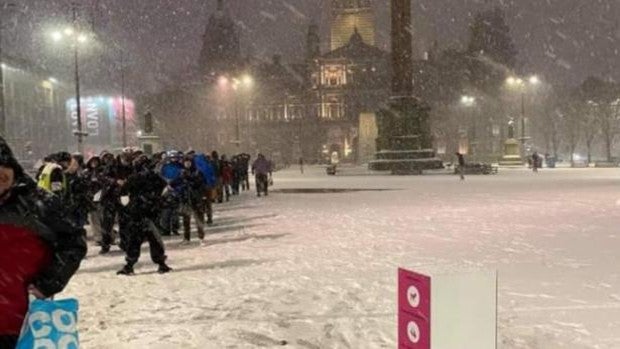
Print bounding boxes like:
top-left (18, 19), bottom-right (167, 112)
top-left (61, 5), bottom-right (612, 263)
top-left (4, 0), bottom-right (620, 96)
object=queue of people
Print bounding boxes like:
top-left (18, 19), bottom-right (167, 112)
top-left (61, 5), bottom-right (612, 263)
top-left (0, 136), bottom-right (277, 348)
top-left (32, 148), bottom-right (272, 274)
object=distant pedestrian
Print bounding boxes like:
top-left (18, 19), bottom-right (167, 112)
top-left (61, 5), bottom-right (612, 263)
top-left (252, 153), bottom-right (272, 197)
top-left (455, 152), bottom-right (465, 180)
top-left (532, 152), bottom-right (541, 173)
top-left (299, 157), bottom-right (304, 174)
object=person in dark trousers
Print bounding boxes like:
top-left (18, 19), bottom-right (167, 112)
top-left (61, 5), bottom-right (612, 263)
top-left (159, 151), bottom-right (183, 236)
top-left (99, 151), bottom-right (119, 254)
top-left (98, 151), bottom-right (133, 254)
top-left (0, 137), bottom-right (87, 348)
top-left (65, 154), bottom-right (90, 228)
top-left (221, 155), bottom-right (233, 202)
top-left (455, 152), bottom-right (466, 180)
top-left (532, 152), bottom-right (541, 173)
top-left (85, 156), bottom-right (105, 245)
top-left (299, 157), bottom-right (304, 174)
top-left (231, 156), bottom-right (241, 195)
top-left (240, 153), bottom-right (251, 191)
top-left (117, 155), bottom-right (172, 275)
top-left (178, 155), bottom-right (206, 243)
top-left (210, 151), bottom-right (224, 203)
top-left (252, 153), bottom-right (272, 197)
top-left (197, 153), bottom-right (216, 226)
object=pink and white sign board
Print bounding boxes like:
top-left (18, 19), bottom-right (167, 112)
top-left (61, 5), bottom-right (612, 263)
top-left (398, 268), bottom-right (497, 349)
top-left (398, 268), bottom-right (431, 349)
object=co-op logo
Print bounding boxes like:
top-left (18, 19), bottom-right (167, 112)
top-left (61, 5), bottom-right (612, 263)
top-left (407, 285), bottom-right (420, 308)
top-left (406, 285), bottom-right (422, 345)
top-left (27, 310), bottom-right (78, 349)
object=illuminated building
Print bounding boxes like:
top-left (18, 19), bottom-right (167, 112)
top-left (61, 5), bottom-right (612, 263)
top-left (0, 56), bottom-right (70, 164)
top-left (65, 96), bottom-right (137, 158)
top-left (309, 28), bottom-right (389, 163)
top-left (198, 0), bottom-right (241, 79)
top-left (330, 0), bottom-right (375, 51)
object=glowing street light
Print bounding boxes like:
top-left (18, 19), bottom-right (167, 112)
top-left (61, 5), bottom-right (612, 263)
top-left (505, 74), bottom-right (543, 160)
top-left (218, 74), bottom-right (254, 149)
top-left (51, 31), bottom-right (63, 42)
top-left (241, 74), bottom-right (253, 87)
top-left (460, 95), bottom-right (478, 159)
top-left (48, 5), bottom-right (94, 154)
top-left (461, 95), bottom-right (476, 107)
top-left (218, 75), bottom-right (229, 87)
top-left (506, 75), bottom-right (540, 88)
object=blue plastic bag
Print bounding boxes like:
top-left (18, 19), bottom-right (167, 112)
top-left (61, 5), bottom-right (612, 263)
top-left (16, 298), bottom-right (80, 349)
top-left (194, 154), bottom-right (216, 188)
top-left (160, 162), bottom-right (183, 182)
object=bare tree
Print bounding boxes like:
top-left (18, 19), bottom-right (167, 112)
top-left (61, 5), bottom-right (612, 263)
top-left (538, 94), bottom-right (562, 159)
top-left (579, 77), bottom-right (620, 163)
top-left (561, 101), bottom-right (582, 167)
top-left (582, 102), bottom-right (599, 165)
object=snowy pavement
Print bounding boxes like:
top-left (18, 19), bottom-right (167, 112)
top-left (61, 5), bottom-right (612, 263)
top-left (63, 167), bottom-right (620, 348)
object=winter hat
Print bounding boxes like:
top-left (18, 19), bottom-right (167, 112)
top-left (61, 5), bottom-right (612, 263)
top-left (0, 136), bottom-right (24, 177)
top-left (55, 151), bottom-right (72, 163)
top-left (86, 156), bottom-right (101, 168)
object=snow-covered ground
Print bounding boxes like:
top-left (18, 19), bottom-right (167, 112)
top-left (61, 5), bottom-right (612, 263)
top-left (62, 166), bottom-right (620, 348)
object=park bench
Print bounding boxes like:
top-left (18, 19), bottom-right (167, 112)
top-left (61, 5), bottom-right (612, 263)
top-left (456, 163), bottom-right (498, 175)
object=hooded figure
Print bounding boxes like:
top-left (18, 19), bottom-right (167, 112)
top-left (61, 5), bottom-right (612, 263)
top-left (0, 137), bottom-right (87, 347)
top-left (37, 151), bottom-right (71, 196)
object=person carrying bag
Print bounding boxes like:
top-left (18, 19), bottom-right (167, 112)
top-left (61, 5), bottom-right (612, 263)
top-left (15, 298), bottom-right (80, 349)
top-left (0, 137), bottom-right (87, 349)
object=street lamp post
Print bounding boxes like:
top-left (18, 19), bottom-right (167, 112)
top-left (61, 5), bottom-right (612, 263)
top-left (50, 3), bottom-right (90, 154)
top-left (506, 75), bottom-right (540, 160)
top-left (234, 84), bottom-right (240, 150)
top-left (120, 49), bottom-right (127, 147)
top-left (71, 4), bottom-right (86, 154)
top-left (0, 1), bottom-right (16, 138)
top-left (221, 75), bottom-right (253, 151)
top-left (461, 95), bottom-right (476, 161)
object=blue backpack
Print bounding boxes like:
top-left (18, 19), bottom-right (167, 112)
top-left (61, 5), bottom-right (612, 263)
top-left (194, 154), bottom-right (216, 188)
top-left (160, 162), bottom-right (183, 182)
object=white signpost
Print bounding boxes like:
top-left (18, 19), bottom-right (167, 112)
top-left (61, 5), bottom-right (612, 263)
top-left (398, 268), bottom-right (498, 349)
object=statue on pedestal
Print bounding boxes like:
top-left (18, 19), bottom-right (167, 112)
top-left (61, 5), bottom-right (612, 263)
top-left (499, 117), bottom-right (523, 166)
top-left (507, 119), bottom-right (515, 140)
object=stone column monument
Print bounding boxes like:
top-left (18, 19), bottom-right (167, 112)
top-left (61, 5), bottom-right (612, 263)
top-left (369, 0), bottom-right (443, 174)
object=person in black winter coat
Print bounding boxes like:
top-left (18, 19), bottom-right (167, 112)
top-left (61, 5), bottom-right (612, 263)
top-left (0, 137), bottom-right (87, 348)
top-left (117, 155), bottom-right (172, 275)
top-left (84, 156), bottom-right (105, 244)
top-left (99, 152), bottom-right (120, 253)
top-left (178, 156), bottom-right (206, 242)
top-left (100, 152), bottom-right (134, 253)
top-left (211, 151), bottom-right (224, 203)
top-left (65, 154), bottom-right (90, 228)
top-left (455, 152), bottom-right (466, 180)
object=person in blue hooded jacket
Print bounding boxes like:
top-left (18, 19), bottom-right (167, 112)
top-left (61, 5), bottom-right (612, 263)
top-left (193, 153), bottom-right (215, 226)
top-left (159, 151), bottom-right (183, 236)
